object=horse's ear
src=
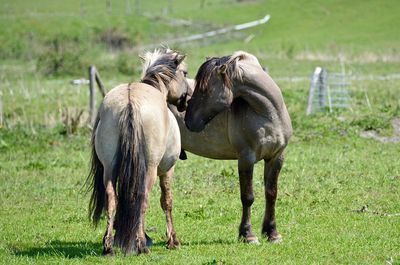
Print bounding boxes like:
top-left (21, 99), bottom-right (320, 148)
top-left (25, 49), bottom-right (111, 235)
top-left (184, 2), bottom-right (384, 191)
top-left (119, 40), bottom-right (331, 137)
top-left (237, 54), bottom-right (246, 61)
top-left (218, 64), bottom-right (227, 75)
top-left (175, 54), bottom-right (186, 66)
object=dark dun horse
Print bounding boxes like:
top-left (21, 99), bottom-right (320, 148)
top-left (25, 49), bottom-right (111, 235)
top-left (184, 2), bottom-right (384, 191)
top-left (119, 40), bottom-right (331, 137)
top-left (181, 51), bottom-right (292, 243)
top-left (87, 49), bottom-right (189, 255)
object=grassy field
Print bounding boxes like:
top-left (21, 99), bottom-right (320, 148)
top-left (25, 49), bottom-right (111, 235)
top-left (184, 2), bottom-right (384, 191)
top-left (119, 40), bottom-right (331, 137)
top-left (1, 0), bottom-right (400, 264)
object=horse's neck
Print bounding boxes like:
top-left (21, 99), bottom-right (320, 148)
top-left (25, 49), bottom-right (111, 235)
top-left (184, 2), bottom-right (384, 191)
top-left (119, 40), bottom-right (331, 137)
top-left (158, 81), bottom-right (169, 101)
top-left (232, 68), bottom-right (285, 116)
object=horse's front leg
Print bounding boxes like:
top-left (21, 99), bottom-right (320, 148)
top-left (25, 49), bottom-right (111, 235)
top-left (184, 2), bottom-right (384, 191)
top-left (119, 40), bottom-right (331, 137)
top-left (102, 170), bottom-right (117, 256)
top-left (262, 152), bottom-right (284, 243)
top-left (159, 166), bottom-right (180, 249)
top-left (238, 153), bottom-right (258, 244)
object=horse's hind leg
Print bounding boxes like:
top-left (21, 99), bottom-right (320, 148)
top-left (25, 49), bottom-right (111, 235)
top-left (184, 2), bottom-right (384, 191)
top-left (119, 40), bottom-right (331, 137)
top-left (237, 153), bottom-right (258, 244)
top-left (134, 166), bottom-right (158, 254)
top-left (262, 152), bottom-right (284, 243)
top-left (159, 166), bottom-right (180, 249)
top-left (102, 167), bottom-right (117, 256)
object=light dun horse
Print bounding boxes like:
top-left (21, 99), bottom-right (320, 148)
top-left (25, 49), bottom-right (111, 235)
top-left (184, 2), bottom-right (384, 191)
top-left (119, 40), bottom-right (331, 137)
top-left (87, 49), bottom-right (189, 255)
top-left (182, 51), bottom-right (292, 244)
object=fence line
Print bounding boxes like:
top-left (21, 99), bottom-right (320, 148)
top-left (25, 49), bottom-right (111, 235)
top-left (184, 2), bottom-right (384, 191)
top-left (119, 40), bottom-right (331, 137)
top-left (275, 73), bottom-right (400, 83)
top-left (73, 68), bottom-right (400, 125)
top-left (168, 14), bottom-right (270, 43)
top-left (140, 14), bottom-right (271, 50)
top-left (306, 67), bottom-right (352, 115)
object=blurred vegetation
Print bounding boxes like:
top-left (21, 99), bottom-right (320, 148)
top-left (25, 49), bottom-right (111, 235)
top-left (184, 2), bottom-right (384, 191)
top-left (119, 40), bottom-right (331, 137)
top-left (0, 0), bottom-right (399, 77)
top-left (36, 35), bottom-right (89, 76)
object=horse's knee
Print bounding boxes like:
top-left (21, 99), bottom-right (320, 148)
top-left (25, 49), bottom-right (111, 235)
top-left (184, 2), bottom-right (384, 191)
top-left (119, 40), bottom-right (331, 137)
top-left (241, 193), bottom-right (254, 207)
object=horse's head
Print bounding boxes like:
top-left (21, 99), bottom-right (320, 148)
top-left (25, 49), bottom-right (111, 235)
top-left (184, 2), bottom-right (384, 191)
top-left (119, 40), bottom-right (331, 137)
top-left (141, 48), bottom-right (190, 112)
top-left (168, 54), bottom-right (190, 112)
top-left (185, 55), bottom-right (238, 132)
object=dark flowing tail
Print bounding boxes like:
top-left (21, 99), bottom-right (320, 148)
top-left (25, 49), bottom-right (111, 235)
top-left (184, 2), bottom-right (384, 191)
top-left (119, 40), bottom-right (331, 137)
top-left (114, 99), bottom-right (148, 254)
top-left (87, 114), bottom-right (105, 227)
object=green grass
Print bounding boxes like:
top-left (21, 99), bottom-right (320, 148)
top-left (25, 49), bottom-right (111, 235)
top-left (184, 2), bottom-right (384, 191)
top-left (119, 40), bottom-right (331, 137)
top-left (1, 0), bottom-right (400, 264)
top-left (1, 126), bottom-right (399, 264)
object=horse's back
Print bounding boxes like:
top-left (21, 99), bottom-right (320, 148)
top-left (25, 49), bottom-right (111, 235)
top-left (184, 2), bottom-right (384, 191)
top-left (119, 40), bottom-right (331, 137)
top-left (96, 83), bottom-right (171, 168)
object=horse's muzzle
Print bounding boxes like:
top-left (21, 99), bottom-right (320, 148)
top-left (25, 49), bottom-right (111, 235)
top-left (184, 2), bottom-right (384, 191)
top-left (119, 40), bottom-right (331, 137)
top-left (176, 93), bottom-right (188, 112)
top-left (184, 117), bottom-right (206, 132)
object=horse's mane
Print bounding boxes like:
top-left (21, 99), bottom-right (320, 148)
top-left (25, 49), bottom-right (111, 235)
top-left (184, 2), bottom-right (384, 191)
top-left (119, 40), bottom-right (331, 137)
top-left (195, 51), bottom-right (258, 92)
top-left (140, 48), bottom-right (184, 90)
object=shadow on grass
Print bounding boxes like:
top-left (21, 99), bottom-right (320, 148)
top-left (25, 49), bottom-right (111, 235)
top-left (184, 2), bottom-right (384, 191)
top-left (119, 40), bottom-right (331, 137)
top-left (12, 238), bottom-right (235, 258)
top-left (13, 240), bottom-right (102, 259)
top-left (181, 238), bottom-right (237, 247)
top-left (150, 238), bottom-right (236, 247)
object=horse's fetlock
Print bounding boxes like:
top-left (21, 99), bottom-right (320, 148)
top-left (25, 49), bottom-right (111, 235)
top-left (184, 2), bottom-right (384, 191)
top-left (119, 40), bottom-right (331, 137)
top-left (262, 220), bottom-right (277, 236)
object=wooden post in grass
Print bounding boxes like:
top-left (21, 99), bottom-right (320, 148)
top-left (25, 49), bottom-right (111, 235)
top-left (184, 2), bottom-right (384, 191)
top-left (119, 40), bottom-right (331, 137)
top-left (94, 69), bottom-right (106, 97)
top-left (89, 66), bottom-right (96, 125)
top-left (88, 65), bottom-right (107, 125)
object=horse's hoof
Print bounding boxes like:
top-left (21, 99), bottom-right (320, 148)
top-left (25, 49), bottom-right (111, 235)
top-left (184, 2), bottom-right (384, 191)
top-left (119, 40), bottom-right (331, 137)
top-left (137, 246), bottom-right (150, 255)
top-left (239, 235), bottom-right (260, 245)
top-left (102, 248), bottom-right (115, 256)
top-left (267, 234), bottom-right (282, 244)
top-left (167, 239), bottom-right (181, 249)
top-left (145, 233), bottom-right (153, 247)
top-left (248, 238), bottom-right (260, 245)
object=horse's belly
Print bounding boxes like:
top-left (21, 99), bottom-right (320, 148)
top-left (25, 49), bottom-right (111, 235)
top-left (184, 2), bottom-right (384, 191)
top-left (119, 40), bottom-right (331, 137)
top-left (182, 133), bottom-right (237, 159)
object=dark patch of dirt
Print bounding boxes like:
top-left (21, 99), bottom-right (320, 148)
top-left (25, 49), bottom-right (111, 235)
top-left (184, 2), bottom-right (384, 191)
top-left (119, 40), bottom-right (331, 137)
top-left (360, 118), bottom-right (400, 143)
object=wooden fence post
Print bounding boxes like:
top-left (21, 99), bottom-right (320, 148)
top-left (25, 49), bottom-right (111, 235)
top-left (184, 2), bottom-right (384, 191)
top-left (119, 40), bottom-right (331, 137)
top-left (89, 66), bottom-right (96, 125)
top-left (94, 69), bottom-right (106, 97)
